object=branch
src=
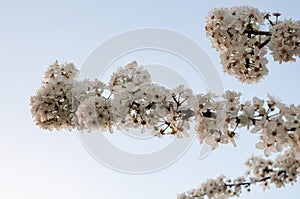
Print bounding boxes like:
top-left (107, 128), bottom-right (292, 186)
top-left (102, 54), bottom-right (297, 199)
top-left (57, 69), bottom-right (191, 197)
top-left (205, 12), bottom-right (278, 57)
top-left (244, 29), bottom-right (271, 36)
top-left (179, 152), bottom-right (298, 199)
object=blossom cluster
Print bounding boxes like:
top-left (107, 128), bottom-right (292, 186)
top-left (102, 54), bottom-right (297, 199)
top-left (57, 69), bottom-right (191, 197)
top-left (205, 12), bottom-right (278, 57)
top-left (178, 150), bottom-right (300, 199)
top-left (30, 61), bottom-right (79, 130)
top-left (206, 6), bottom-right (300, 83)
top-left (30, 61), bottom-right (193, 137)
top-left (187, 90), bottom-right (300, 161)
top-left (31, 61), bottom-right (300, 156)
top-left (31, 61), bottom-right (300, 198)
top-left (269, 19), bottom-right (300, 64)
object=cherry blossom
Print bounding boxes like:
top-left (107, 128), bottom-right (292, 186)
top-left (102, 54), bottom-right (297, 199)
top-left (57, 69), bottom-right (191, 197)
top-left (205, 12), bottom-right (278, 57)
top-left (179, 150), bottom-right (300, 199)
top-left (30, 61), bottom-right (79, 131)
top-left (29, 6), bottom-right (300, 199)
top-left (30, 60), bottom-right (300, 157)
top-left (269, 19), bottom-right (300, 63)
top-left (30, 61), bottom-right (300, 198)
top-left (76, 96), bottom-right (114, 132)
top-left (206, 6), bottom-right (300, 83)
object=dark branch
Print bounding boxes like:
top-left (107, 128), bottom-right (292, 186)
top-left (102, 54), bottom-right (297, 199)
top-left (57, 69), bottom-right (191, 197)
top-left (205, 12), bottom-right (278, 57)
top-left (244, 29), bottom-right (271, 36)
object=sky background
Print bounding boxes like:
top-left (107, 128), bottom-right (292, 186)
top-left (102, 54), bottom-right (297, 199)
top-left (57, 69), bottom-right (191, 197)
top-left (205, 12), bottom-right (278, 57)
top-left (1, 0), bottom-right (300, 198)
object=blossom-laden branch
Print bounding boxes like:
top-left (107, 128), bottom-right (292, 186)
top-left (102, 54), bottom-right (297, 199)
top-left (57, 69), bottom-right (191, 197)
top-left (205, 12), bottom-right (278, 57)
top-left (178, 150), bottom-right (300, 199)
top-left (30, 61), bottom-right (300, 198)
top-left (31, 61), bottom-right (300, 157)
top-left (206, 6), bottom-right (300, 83)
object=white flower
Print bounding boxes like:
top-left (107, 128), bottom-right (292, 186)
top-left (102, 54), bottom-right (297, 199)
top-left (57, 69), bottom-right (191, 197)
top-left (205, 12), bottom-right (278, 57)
top-left (76, 96), bottom-right (114, 132)
top-left (109, 61), bottom-right (151, 91)
top-left (43, 60), bottom-right (79, 83)
top-left (205, 6), bottom-right (300, 83)
top-left (32, 60), bottom-right (300, 199)
top-left (269, 19), bottom-right (300, 63)
top-left (30, 61), bottom-right (78, 131)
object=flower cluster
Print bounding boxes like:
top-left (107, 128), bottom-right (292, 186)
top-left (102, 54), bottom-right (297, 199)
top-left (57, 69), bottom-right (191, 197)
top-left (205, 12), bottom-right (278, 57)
top-left (190, 91), bottom-right (242, 149)
top-left (76, 96), bottom-right (114, 132)
top-left (30, 61), bottom-right (79, 130)
top-left (31, 61), bottom-right (300, 156)
top-left (269, 19), bottom-right (300, 64)
top-left (206, 6), bottom-right (300, 83)
top-left (179, 150), bottom-right (300, 199)
top-left (31, 61), bottom-right (300, 198)
top-left (194, 92), bottom-right (300, 160)
top-left (109, 60), bottom-right (151, 92)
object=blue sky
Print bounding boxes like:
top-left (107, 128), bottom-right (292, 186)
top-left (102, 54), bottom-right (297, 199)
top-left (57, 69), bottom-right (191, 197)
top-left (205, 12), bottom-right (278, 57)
top-left (1, 0), bottom-right (300, 198)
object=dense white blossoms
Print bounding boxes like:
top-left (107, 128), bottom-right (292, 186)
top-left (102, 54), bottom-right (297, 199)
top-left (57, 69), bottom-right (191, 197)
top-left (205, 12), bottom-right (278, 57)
top-left (206, 6), bottom-right (300, 83)
top-left (76, 96), bottom-right (114, 132)
top-left (109, 60), bottom-right (151, 92)
top-left (31, 60), bottom-right (300, 198)
top-left (269, 19), bottom-right (300, 63)
top-left (30, 61), bottom-right (79, 130)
